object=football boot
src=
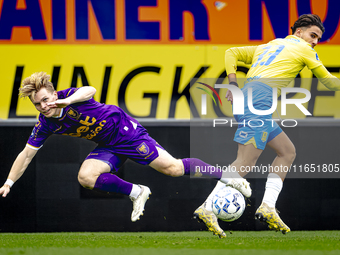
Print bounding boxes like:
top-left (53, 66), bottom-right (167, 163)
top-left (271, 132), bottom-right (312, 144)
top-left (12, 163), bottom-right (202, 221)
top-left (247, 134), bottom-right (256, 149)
top-left (255, 202), bottom-right (290, 234)
top-left (130, 185), bottom-right (151, 222)
top-left (193, 203), bottom-right (226, 238)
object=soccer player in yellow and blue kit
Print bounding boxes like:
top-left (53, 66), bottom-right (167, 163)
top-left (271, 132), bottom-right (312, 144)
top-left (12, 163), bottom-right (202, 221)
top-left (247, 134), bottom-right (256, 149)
top-left (194, 14), bottom-right (340, 238)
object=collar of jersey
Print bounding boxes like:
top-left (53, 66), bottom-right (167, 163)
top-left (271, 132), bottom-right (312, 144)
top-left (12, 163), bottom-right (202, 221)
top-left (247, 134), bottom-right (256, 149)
top-left (52, 108), bottom-right (63, 118)
top-left (286, 35), bottom-right (312, 48)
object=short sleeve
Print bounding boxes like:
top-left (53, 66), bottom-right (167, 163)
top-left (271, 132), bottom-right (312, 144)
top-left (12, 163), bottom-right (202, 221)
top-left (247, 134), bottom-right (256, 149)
top-left (26, 119), bottom-right (52, 150)
top-left (57, 88), bottom-right (79, 100)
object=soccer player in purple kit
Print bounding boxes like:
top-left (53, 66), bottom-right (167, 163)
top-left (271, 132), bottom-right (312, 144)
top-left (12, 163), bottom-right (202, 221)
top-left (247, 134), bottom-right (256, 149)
top-left (0, 72), bottom-right (250, 231)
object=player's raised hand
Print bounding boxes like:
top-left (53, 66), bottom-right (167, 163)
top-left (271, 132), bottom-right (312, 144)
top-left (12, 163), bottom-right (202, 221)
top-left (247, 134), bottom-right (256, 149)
top-left (0, 185), bottom-right (10, 198)
top-left (226, 89), bottom-right (233, 104)
top-left (47, 98), bottom-right (72, 109)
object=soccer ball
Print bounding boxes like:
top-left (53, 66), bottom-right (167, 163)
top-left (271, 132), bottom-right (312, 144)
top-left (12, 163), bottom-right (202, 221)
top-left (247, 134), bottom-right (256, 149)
top-left (212, 186), bottom-right (246, 222)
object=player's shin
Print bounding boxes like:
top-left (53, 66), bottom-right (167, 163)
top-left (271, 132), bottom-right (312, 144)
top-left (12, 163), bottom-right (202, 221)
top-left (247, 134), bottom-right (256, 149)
top-left (181, 158), bottom-right (222, 179)
top-left (262, 172), bottom-right (283, 207)
top-left (93, 172), bottom-right (134, 196)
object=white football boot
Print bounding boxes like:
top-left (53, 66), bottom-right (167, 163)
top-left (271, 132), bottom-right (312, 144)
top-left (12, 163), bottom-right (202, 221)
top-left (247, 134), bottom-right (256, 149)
top-left (130, 185), bottom-right (151, 222)
top-left (227, 178), bottom-right (252, 198)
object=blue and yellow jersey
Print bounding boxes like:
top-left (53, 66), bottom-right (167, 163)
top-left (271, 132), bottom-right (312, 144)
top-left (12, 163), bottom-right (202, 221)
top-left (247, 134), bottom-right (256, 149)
top-left (225, 35), bottom-right (340, 94)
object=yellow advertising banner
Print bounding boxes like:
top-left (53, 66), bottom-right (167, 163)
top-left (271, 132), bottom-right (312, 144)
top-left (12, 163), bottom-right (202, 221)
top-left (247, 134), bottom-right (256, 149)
top-left (1, 1), bottom-right (340, 120)
top-left (0, 45), bottom-right (339, 120)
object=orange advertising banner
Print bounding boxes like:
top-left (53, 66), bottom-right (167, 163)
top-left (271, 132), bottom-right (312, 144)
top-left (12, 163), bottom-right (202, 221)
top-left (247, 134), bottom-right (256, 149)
top-left (0, 0), bottom-right (340, 45)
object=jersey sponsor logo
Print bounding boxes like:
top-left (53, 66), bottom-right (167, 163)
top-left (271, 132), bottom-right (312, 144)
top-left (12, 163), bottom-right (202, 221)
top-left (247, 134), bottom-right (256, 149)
top-left (136, 142), bottom-right (150, 156)
top-left (246, 75), bottom-right (261, 83)
top-left (66, 108), bottom-right (80, 119)
top-left (84, 120), bottom-right (107, 140)
top-left (64, 115), bottom-right (107, 140)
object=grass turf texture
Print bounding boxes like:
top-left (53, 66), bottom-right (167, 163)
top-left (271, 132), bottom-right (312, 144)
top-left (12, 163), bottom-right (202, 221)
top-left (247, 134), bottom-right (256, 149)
top-left (0, 231), bottom-right (339, 255)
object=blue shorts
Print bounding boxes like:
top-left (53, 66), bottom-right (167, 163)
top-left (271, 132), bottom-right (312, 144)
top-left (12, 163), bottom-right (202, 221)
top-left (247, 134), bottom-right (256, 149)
top-left (233, 81), bottom-right (282, 150)
top-left (85, 126), bottom-right (164, 172)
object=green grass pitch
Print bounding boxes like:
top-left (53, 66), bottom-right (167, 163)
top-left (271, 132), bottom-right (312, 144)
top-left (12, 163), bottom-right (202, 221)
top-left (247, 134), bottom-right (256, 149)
top-left (1, 231), bottom-right (339, 255)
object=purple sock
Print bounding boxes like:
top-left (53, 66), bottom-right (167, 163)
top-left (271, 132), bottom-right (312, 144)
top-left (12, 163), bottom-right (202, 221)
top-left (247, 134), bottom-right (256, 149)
top-left (94, 173), bottom-right (133, 196)
top-left (181, 158), bottom-right (222, 179)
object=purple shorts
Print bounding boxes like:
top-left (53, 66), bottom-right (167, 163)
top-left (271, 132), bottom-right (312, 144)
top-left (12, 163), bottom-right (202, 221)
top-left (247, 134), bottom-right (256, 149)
top-left (85, 129), bottom-right (164, 172)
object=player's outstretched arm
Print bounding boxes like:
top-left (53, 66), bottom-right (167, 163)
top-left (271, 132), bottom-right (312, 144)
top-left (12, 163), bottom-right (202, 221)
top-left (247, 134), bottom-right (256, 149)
top-left (47, 86), bottom-right (97, 108)
top-left (0, 146), bottom-right (37, 198)
top-left (225, 46), bottom-right (255, 104)
top-left (225, 73), bottom-right (238, 104)
top-left (312, 65), bottom-right (340, 91)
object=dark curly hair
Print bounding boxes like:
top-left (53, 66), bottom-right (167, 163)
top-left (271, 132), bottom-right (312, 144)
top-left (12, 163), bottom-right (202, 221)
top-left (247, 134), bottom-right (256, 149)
top-left (291, 14), bottom-right (325, 34)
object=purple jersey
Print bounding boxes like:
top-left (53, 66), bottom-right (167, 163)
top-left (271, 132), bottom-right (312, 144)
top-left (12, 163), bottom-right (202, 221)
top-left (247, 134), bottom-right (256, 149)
top-left (27, 88), bottom-right (142, 150)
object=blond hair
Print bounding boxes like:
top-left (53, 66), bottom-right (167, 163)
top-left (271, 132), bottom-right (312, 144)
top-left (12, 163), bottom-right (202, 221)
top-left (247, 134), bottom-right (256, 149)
top-left (19, 72), bottom-right (55, 100)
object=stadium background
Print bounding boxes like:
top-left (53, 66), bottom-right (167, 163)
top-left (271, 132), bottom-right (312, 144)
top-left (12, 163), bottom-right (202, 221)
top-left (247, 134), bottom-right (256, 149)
top-left (0, 0), bottom-right (340, 232)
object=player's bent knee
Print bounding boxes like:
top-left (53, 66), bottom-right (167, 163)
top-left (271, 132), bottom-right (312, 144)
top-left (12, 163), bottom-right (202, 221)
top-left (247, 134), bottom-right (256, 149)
top-left (283, 145), bottom-right (296, 163)
top-left (77, 171), bottom-right (95, 189)
top-left (287, 149), bottom-right (296, 163)
top-left (77, 175), bottom-right (89, 189)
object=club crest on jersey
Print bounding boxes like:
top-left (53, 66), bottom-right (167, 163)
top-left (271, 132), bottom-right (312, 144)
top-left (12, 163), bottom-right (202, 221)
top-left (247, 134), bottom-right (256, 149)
top-left (67, 108), bottom-right (80, 119)
top-left (136, 142), bottom-right (150, 156)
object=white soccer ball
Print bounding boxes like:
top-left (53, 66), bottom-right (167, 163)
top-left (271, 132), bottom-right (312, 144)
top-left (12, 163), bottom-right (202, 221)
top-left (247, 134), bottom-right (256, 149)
top-left (212, 186), bottom-right (246, 222)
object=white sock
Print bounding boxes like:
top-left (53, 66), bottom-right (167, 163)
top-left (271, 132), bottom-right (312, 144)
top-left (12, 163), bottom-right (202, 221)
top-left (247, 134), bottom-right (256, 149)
top-left (262, 173), bottom-right (283, 208)
top-left (204, 181), bottom-right (226, 211)
top-left (129, 184), bottom-right (142, 199)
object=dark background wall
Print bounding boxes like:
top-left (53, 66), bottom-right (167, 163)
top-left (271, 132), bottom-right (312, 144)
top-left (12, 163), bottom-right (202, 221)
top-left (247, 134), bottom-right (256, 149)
top-left (0, 122), bottom-right (339, 232)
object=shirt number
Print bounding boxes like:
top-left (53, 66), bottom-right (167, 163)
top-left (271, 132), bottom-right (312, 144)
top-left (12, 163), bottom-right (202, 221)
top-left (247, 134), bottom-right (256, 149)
top-left (251, 45), bottom-right (285, 67)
